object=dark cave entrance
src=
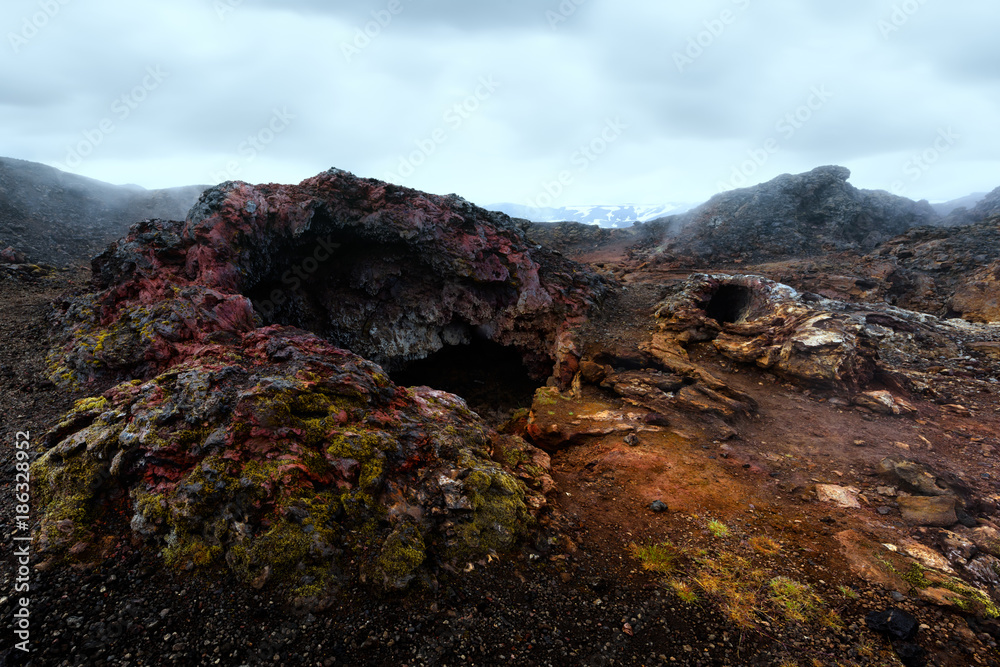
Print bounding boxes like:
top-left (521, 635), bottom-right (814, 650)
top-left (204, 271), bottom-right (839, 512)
top-left (705, 284), bottom-right (753, 324)
top-left (391, 339), bottom-right (540, 424)
top-left (242, 224), bottom-right (546, 424)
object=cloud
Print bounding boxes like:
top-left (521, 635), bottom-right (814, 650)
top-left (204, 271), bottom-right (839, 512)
top-left (1, 0), bottom-right (998, 205)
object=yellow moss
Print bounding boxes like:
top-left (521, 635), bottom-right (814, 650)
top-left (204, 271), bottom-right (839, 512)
top-left (227, 521), bottom-right (312, 584)
top-left (450, 469), bottom-right (530, 558)
top-left (376, 522), bottom-right (426, 588)
top-left (71, 396), bottom-right (110, 414)
top-left (163, 537), bottom-right (222, 568)
top-left (326, 432), bottom-right (392, 492)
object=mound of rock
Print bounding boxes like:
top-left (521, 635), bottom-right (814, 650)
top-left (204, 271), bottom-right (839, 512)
top-left (873, 219), bottom-right (1000, 323)
top-left (50, 169), bottom-right (607, 388)
top-left (659, 166), bottom-right (939, 264)
top-left (35, 326), bottom-right (550, 597)
top-left (654, 274), bottom-right (880, 392)
top-left (34, 168), bottom-right (605, 598)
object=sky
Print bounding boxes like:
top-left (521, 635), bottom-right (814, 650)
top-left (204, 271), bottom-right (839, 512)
top-left (2, 0), bottom-right (999, 209)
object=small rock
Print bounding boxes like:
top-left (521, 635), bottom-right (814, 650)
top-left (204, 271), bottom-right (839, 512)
top-left (866, 607), bottom-right (919, 641)
top-left (649, 500), bottom-right (668, 513)
top-left (816, 484), bottom-right (861, 509)
top-left (898, 496), bottom-right (958, 527)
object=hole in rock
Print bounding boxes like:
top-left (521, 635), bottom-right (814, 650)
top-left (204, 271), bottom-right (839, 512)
top-left (391, 339), bottom-right (540, 425)
top-left (705, 284), bottom-right (754, 324)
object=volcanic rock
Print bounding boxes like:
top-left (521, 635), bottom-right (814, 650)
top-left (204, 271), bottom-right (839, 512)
top-left (49, 169), bottom-right (607, 388)
top-left (33, 169), bottom-right (607, 598)
top-left (654, 274), bottom-right (879, 391)
top-left (34, 326), bottom-right (552, 595)
top-left (898, 496), bottom-right (958, 527)
top-left (658, 166), bottom-right (939, 264)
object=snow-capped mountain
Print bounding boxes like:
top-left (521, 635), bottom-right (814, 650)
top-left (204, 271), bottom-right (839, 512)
top-left (486, 202), bottom-right (699, 228)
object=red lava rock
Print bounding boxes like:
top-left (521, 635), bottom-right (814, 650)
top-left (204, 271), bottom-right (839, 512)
top-left (34, 169), bottom-right (598, 598)
top-left (51, 169), bottom-right (607, 388)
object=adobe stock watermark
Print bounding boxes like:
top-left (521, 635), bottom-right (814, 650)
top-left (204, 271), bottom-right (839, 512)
top-left (546, 0), bottom-right (588, 30)
top-left (59, 66), bottom-right (169, 170)
top-left (526, 117), bottom-right (628, 210)
top-left (674, 0), bottom-right (751, 73)
top-left (890, 127), bottom-right (959, 196)
top-left (878, 0), bottom-right (931, 39)
top-left (214, 0), bottom-right (244, 21)
top-left (717, 85), bottom-right (834, 192)
top-left (385, 75), bottom-right (500, 182)
top-left (210, 108), bottom-right (296, 183)
top-left (341, 0), bottom-right (414, 63)
top-left (13, 430), bottom-right (32, 653)
top-left (8, 0), bottom-right (72, 54)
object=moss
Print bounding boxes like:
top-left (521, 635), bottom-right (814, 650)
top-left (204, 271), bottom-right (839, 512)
top-left (902, 563), bottom-right (931, 590)
top-left (326, 432), bottom-right (393, 492)
top-left (376, 522), bottom-right (426, 589)
top-left (227, 520), bottom-right (313, 584)
top-left (450, 469), bottom-right (531, 559)
top-left (134, 490), bottom-right (170, 525)
top-left (533, 387), bottom-right (561, 406)
top-left (939, 578), bottom-right (1000, 618)
top-left (72, 396), bottom-right (110, 414)
top-left (163, 536), bottom-right (222, 568)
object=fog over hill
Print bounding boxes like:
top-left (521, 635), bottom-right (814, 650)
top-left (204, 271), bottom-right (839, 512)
top-left (0, 157), bottom-right (208, 266)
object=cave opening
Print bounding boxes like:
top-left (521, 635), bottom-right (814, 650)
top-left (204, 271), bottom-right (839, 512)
top-left (391, 339), bottom-right (540, 424)
top-left (705, 284), bottom-right (753, 324)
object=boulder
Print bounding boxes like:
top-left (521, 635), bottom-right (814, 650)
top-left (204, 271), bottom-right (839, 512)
top-left (815, 484), bottom-right (861, 509)
top-left (34, 327), bottom-right (550, 596)
top-left (898, 496), bottom-right (958, 527)
top-left (49, 169), bottom-right (607, 388)
top-left (654, 274), bottom-right (879, 391)
top-left (32, 169), bottom-right (606, 598)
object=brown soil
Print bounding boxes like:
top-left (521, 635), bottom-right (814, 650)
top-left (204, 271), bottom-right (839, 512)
top-left (3, 256), bottom-right (1000, 666)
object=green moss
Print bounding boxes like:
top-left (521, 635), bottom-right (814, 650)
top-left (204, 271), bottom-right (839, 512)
top-left (163, 536), bottom-right (222, 568)
top-left (902, 563), bottom-right (931, 590)
top-left (227, 521), bottom-right (313, 584)
top-left (376, 522), bottom-right (426, 589)
top-left (326, 432), bottom-right (393, 492)
top-left (940, 578), bottom-right (1000, 618)
top-left (71, 396), bottom-right (110, 414)
top-left (450, 469), bottom-right (530, 559)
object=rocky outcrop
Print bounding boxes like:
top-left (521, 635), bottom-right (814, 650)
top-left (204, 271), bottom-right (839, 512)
top-left (970, 186), bottom-right (1000, 222)
top-left (0, 156), bottom-right (207, 266)
top-left (34, 168), bottom-right (606, 598)
top-left (871, 219), bottom-right (1000, 322)
top-left (655, 166), bottom-right (939, 264)
top-left (49, 169), bottom-right (607, 388)
top-left (35, 326), bottom-right (551, 597)
top-left (653, 274), bottom-right (880, 392)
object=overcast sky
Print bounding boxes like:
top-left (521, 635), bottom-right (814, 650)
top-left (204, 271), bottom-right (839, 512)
top-left (2, 0), bottom-right (999, 207)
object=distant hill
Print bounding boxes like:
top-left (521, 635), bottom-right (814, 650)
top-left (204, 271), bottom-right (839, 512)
top-left (0, 157), bottom-right (208, 266)
top-left (487, 202), bottom-right (698, 228)
top-left (931, 192), bottom-right (988, 217)
top-left (656, 165), bottom-right (941, 264)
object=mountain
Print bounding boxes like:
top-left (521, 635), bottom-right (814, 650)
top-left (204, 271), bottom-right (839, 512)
top-left (931, 191), bottom-right (988, 217)
top-left (0, 156), bottom-right (208, 266)
top-left (656, 165), bottom-right (941, 263)
top-left (486, 202), bottom-right (698, 228)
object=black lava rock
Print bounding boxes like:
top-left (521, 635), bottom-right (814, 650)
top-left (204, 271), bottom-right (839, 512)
top-left (866, 607), bottom-right (919, 641)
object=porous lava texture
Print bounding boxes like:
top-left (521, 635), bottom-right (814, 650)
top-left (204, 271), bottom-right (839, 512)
top-left (33, 169), bottom-right (600, 599)
top-left (654, 274), bottom-right (880, 392)
top-left (48, 168), bottom-right (607, 389)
